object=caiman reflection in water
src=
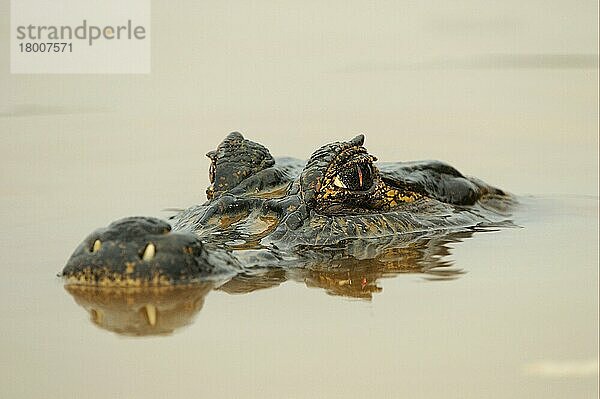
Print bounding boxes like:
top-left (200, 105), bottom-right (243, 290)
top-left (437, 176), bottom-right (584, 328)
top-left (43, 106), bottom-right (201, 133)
top-left (62, 133), bottom-right (514, 335)
top-left (64, 229), bottom-right (490, 336)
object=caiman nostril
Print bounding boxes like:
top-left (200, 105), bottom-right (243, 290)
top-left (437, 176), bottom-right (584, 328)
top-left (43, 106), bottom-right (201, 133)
top-left (141, 243), bottom-right (156, 261)
top-left (91, 239), bottom-right (102, 253)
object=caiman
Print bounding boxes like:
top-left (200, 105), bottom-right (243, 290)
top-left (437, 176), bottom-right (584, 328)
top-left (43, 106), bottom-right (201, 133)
top-left (61, 132), bottom-right (512, 287)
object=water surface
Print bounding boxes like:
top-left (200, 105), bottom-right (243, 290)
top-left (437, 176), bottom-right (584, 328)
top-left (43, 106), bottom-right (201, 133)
top-left (0, 1), bottom-right (597, 398)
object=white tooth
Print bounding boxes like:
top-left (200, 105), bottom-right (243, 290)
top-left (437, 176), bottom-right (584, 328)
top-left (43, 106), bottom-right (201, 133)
top-left (145, 304), bottom-right (157, 326)
top-left (92, 239), bottom-right (102, 253)
top-left (142, 243), bottom-right (156, 261)
top-left (90, 308), bottom-right (103, 324)
top-left (333, 176), bottom-right (347, 189)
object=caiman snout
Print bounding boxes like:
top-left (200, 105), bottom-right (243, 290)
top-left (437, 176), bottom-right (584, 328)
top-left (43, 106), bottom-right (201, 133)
top-left (62, 217), bottom-right (233, 286)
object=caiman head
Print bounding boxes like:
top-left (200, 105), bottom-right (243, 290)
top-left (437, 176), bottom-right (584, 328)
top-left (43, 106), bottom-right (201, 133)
top-left (61, 132), bottom-right (505, 286)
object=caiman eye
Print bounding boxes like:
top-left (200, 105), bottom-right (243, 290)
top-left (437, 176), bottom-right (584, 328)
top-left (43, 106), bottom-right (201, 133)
top-left (333, 163), bottom-right (373, 191)
top-left (209, 162), bottom-right (215, 183)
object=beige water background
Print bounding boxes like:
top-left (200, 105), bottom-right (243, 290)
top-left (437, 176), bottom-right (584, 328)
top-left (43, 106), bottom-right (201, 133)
top-left (1, 1), bottom-right (598, 398)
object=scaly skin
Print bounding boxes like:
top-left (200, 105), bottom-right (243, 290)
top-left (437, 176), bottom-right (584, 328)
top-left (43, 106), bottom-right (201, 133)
top-left (62, 132), bottom-right (512, 286)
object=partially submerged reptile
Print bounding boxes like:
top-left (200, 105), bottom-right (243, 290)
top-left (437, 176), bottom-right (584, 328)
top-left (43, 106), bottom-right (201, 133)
top-left (62, 132), bottom-right (511, 287)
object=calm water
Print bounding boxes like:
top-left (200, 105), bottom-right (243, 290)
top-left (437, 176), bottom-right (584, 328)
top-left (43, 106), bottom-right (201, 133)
top-left (0, 1), bottom-right (598, 398)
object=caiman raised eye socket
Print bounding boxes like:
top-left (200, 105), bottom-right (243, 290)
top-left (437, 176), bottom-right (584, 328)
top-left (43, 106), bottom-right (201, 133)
top-left (333, 163), bottom-right (374, 191)
top-left (209, 162), bottom-right (216, 184)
